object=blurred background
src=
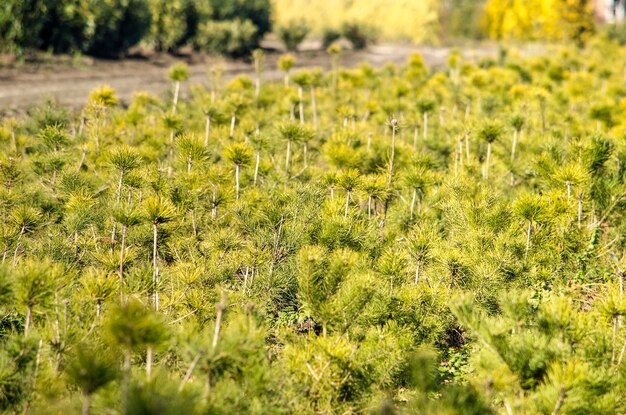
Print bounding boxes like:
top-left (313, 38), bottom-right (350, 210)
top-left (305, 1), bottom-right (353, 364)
top-left (0, 0), bottom-right (623, 59)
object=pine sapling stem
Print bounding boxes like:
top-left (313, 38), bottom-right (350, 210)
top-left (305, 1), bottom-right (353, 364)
top-left (254, 152), bottom-right (260, 185)
top-left (204, 116), bottom-right (211, 147)
top-left (235, 164), bottom-right (240, 200)
top-left (298, 86), bottom-right (304, 124)
top-left (173, 81), bottom-right (180, 113)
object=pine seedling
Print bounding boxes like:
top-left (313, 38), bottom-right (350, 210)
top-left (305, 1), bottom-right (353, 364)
top-left (110, 146), bottom-right (142, 204)
top-left (278, 53), bottom-right (296, 87)
top-left (387, 117), bottom-right (400, 189)
top-left (405, 227), bottom-right (436, 284)
top-left (14, 259), bottom-right (61, 337)
top-left (177, 134), bottom-right (207, 174)
top-left (39, 124), bottom-right (68, 154)
top-left (478, 121), bottom-right (503, 179)
top-left (509, 114), bottom-right (525, 161)
top-left (106, 297), bottom-right (168, 409)
top-left (143, 197), bottom-right (177, 310)
top-left (416, 98), bottom-right (435, 141)
top-left (327, 43), bottom-right (342, 94)
top-left (162, 112), bottom-right (183, 163)
top-left (309, 68), bottom-right (323, 130)
top-left (292, 71), bottom-right (311, 124)
top-left (208, 61), bottom-right (225, 103)
top-left (87, 86), bottom-right (118, 155)
top-left (224, 143), bottom-right (253, 200)
top-left (202, 106), bottom-right (220, 147)
top-left (10, 205), bottom-right (41, 265)
top-left (361, 174), bottom-right (385, 220)
top-left (81, 268), bottom-right (119, 320)
top-left (112, 205), bottom-right (143, 280)
top-left (65, 345), bottom-right (117, 415)
top-left (252, 49), bottom-right (265, 99)
top-left (108, 146), bottom-right (142, 252)
top-left (168, 62), bottom-right (190, 114)
top-left (322, 171), bottom-right (339, 200)
top-left (402, 166), bottom-right (432, 219)
top-left (225, 94), bottom-right (250, 138)
top-left (250, 126), bottom-right (267, 186)
top-left (338, 169), bottom-right (361, 217)
top-left (513, 193), bottom-right (547, 259)
top-left (278, 122), bottom-right (306, 173)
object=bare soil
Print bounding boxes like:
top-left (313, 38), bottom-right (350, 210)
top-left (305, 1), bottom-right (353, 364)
top-left (0, 42), bottom-right (533, 113)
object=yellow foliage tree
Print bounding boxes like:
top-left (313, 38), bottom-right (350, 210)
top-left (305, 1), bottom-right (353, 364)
top-left (483, 0), bottom-right (595, 44)
top-left (271, 0), bottom-right (439, 43)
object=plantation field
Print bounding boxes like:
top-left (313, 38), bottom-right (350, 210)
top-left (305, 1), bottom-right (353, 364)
top-left (3, 36), bottom-right (626, 414)
top-left (0, 42), bottom-right (512, 111)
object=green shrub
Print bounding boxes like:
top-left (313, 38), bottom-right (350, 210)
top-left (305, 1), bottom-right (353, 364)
top-left (148, 0), bottom-right (189, 52)
top-left (195, 19), bottom-right (258, 57)
top-left (86, 0), bottom-right (152, 58)
top-left (277, 20), bottom-right (310, 52)
top-left (37, 0), bottom-right (91, 53)
top-left (0, 0), bottom-right (47, 52)
top-left (209, 0), bottom-right (271, 40)
top-left (341, 22), bottom-right (376, 50)
top-left (437, 0), bottom-right (486, 41)
top-left (321, 27), bottom-right (341, 49)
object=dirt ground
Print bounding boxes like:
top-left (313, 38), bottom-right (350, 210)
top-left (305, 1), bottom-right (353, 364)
top-left (0, 41), bottom-right (531, 113)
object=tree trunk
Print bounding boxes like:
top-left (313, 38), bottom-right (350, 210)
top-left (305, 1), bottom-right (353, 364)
top-left (122, 350), bottom-right (131, 414)
top-left (12, 225), bottom-right (25, 266)
top-left (423, 112), bottom-right (428, 141)
top-left (81, 393), bottom-right (91, 415)
top-left (484, 142), bottom-right (492, 179)
top-left (577, 191), bottom-right (583, 228)
top-left (24, 305), bottom-right (32, 338)
top-left (303, 142), bottom-right (308, 167)
top-left (146, 346), bottom-right (153, 381)
top-left (254, 152), bottom-right (260, 185)
top-left (415, 263), bottom-right (420, 284)
top-left (511, 129), bottom-right (518, 161)
top-left (212, 296), bottom-right (226, 349)
top-left (311, 87), bottom-right (318, 130)
top-left (388, 124), bottom-right (397, 188)
top-left (418, 189), bottom-right (423, 214)
top-left (285, 140), bottom-right (291, 172)
top-left (204, 116), bottom-right (211, 147)
top-left (119, 224), bottom-right (128, 280)
top-left (235, 164), bottom-right (240, 200)
top-left (153, 224), bottom-right (158, 310)
top-left (77, 145), bottom-right (87, 171)
top-left (298, 86), bottom-right (305, 124)
top-left (173, 81), bottom-right (180, 113)
top-left (110, 170), bottom-right (124, 253)
top-left (230, 114), bottom-right (236, 138)
top-left (94, 114), bottom-right (100, 156)
top-left (344, 191), bottom-right (351, 217)
top-left (410, 188), bottom-right (417, 220)
top-left (525, 221), bottom-right (532, 259)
